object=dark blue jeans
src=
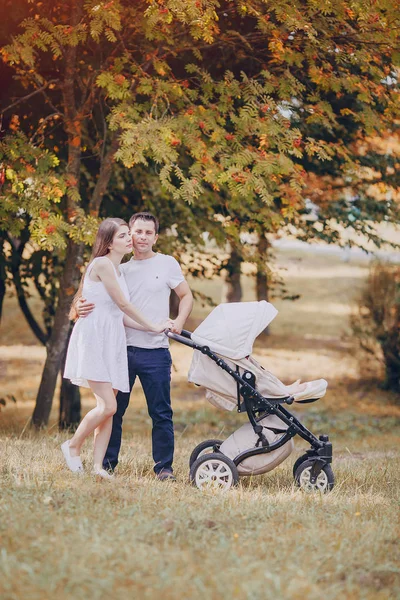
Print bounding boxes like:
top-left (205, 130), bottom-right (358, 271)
top-left (103, 346), bottom-right (174, 474)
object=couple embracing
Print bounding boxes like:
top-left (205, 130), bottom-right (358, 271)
top-left (62, 212), bottom-right (193, 480)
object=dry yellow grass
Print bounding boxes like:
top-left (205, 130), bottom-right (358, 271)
top-left (0, 428), bottom-right (399, 600)
top-left (1, 249), bottom-right (399, 599)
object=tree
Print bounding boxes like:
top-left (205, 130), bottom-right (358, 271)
top-left (1, 0), bottom-right (237, 427)
top-left (1, 0), bottom-right (400, 427)
top-left (110, 1), bottom-right (399, 306)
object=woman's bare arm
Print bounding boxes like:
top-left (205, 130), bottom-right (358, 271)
top-left (123, 315), bottom-right (147, 331)
top-left (124, 315), bottom-right (174, 332)
top-left (93, 259), bottom-right (164, 332)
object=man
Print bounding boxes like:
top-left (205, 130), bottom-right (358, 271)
top-left (77, 212), bottom-right (193, 480)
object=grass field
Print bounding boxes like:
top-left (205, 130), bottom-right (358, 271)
top-left (1, 249), bottom-right (400, 600)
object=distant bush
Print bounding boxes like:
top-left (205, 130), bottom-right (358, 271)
top-left (352, 263), bottom-right (400, 395)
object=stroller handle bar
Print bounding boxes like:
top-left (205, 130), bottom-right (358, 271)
top-left (165, 329), bottom-right (194, 346)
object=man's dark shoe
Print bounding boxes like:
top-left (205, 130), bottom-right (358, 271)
top-left (156, 470), bottom-right (176, 482)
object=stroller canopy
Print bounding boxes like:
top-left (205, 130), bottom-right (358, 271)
top-left (191, 301), bottom-right (278, 360)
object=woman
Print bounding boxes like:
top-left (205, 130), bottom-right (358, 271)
top-left (62, 218), bottom-right (171, 479)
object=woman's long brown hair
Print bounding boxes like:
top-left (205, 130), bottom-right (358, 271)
top-left (69, 218), bottom-right (129, 320)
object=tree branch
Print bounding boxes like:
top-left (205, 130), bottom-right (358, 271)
top-left (0, 235), bottom-right (7, 323)
top-left (7, 233), bottom-right (48, 345)
top-left (88, 130), bottom-right (120, 216)
top-left (1, 80), bottom-right (59, 115)
top-left (29, 112), bottom-right (63, 143)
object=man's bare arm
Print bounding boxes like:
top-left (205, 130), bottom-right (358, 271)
top-left (170, 281), bottom-right (193, 334)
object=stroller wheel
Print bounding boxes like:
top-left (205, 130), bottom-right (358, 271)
top-left (189, 439), bottom-right (224, 468)
top-left (292, 453), bottom-right (310, 479)
top-left (294, 459), bottom-right (334, 493)
top-left (190, 453), bottom-right (239, 491)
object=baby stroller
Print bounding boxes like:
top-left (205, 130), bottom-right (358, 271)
top-left (167, 301), bottom-right (334, 493)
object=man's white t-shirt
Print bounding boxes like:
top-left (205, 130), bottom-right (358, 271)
top-left (120, 253), bottom-right (185, 349)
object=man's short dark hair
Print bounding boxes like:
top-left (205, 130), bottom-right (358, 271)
top-left (129, 212), bottom-right (159, 234)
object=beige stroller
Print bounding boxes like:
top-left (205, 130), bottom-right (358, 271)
top-left (167, 301), bottom-right (334, 492)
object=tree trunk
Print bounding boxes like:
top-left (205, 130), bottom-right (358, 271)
top-left (256, 271), bottom-right (268, 302)
top-left (256, 234), bottom-right (270, 334)
top-left (382, 363), bottom-right (400, 393)
top-left (59, 379), bottom-right (81, 430)
top-left (0, 271), bottom-right (5, 322)
top-left (59, 325), bottom-right (81, 430)
top-left (256, 235), bottom-right (269, 300)
top-left (31, 129), bottom-right (118, 427)
top-left (32, 240), bottom-right (83, 427)
top-left (31, 0), bottom-right (121, 427)
top-left (32, 1), bottom-right (85, 428)
top-left (0, 236), bottom-right (6, 322)
top-left (381, 336), bottom-right (400, 393)
top-left (222, 244), bottom-right (242, 303)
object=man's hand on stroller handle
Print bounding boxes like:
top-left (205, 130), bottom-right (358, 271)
top-left (160, 318), bottom-right (174, 333)
top-left (167, 317), bottom-right (185, 335)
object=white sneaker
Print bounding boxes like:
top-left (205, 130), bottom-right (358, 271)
top-left (61, 440), bottom-right (84, 473)
top-left (93, 467), bottom-right (115, 481)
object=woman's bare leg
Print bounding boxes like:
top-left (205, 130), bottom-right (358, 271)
top-left (68, 381), bottom-right (116, 458)
top-left (93, 389), bottom-right (117, 470)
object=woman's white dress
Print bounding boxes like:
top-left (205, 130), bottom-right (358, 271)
top-left (64, 257), bottom-right (130, 392)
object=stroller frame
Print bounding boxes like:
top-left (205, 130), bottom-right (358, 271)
top-left (167, 329), bottom-right (333, 485)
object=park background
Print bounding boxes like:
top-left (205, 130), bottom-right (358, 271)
top-left (1, 1), bottom-right (400, 599)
